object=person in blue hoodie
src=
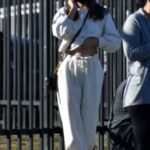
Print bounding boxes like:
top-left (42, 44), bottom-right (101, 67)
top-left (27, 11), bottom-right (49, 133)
top-left (122, 0), bottom-right (150, 149)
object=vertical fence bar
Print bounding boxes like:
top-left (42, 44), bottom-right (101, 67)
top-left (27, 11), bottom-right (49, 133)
top-left (39, 0), bottom-right (44, 149)
top-left (99, 86), bottom-right (104, 150)
top-left (122, 0), bottom-right (127, 80)
top-left (13, 0), bottom-right (17, 101)
top-left (111, 0), bottom-right (117, 95)
top-left (22, 0), bottom-right (28, 131)
top-left (6, 0), bottom-right (11, 149)
top-left (17, 0), bottom-right (22, 149)
top-left (0, 6), bottom-right (3, 102)
top-left (5, 0), bottom-right (11, 149)
top-left (33, 0), bottom-right (37, 107)
top-left (118, 0), bottom-right (126, 83)
top-left (43, 0), bottom-right (50, 149)
top-left (29, 0), bottom-right (34, 149)
top-left (50, 0), bottom-right (54, 149)
top-left (3, 0), bottom-right (7, 102)
top-left (23, 0), bottom-right (28, 102)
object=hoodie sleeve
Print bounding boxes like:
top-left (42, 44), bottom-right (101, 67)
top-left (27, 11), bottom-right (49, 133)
top-left (52, 7), bottom-right (78, 40)
top-left (99, 13), bottom-right (121, 53)
top-left (122, 14), bottom-right (150, 62)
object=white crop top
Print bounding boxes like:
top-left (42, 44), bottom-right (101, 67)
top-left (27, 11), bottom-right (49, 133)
top-left (52, 7), bottom-right (121, 53)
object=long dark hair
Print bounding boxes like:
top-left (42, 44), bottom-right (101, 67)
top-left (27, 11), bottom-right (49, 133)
top-left (66, 0), bottom-right (107, 21)
top-left (86, 0), bottom-right (107, 21)
top-left (136, 0), bottom-right (147, 9)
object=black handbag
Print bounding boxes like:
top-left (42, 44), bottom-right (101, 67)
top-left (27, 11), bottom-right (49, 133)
top-left (47, 11), bottom-right (89, 92)
top-left (47, 72), bottom-right (58, 91)
top-left (46, 62), bottom-right (61, 91)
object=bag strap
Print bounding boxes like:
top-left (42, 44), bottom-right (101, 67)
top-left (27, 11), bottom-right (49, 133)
top-left (54, 11), bottom-right (89, 73)
top-left (66, 10), bottom-right (89, 52)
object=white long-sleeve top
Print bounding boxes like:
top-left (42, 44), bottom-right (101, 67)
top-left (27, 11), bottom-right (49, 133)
top-left (52, 7), bottom-right (121, 52)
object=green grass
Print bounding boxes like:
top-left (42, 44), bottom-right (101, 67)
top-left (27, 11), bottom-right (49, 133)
top-left (0, 135), bottom-right (40, 150)
top-left (0, 134), bottom-right (108, 150)
top-left (0, 134), bottom-right (62, 150)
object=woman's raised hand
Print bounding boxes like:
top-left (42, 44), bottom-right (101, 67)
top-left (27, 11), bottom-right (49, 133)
top-left (67, 0), bottom-right (78, 10)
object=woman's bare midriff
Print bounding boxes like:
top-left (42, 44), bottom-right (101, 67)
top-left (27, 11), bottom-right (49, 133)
top-left (66, 37), bottom-right (99, 57)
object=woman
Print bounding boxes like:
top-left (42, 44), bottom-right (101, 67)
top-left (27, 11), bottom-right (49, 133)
top-left (52, 0), bottom-right (121, 149)
top-left (122, 0), bottom-right (150, 150)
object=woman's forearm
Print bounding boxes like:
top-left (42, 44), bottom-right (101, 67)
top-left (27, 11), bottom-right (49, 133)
top-left (67, 7), bottom-right (77, 20)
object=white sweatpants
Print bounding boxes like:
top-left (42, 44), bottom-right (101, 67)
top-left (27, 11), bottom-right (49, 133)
top-left (57, 54), bottom-right (104, 150)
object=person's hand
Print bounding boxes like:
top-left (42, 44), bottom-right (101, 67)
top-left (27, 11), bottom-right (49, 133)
top-left (67, 0), bottom-right (78, 11)
top-left (66, 0), bottom-right (78, 20)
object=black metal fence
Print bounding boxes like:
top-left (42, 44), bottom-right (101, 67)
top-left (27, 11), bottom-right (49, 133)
top-left (0, 0), bottom-right (136, 149)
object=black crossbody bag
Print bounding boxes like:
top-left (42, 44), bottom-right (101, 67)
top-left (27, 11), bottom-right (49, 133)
top-left (46, 11), bottom-right (89, 92)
